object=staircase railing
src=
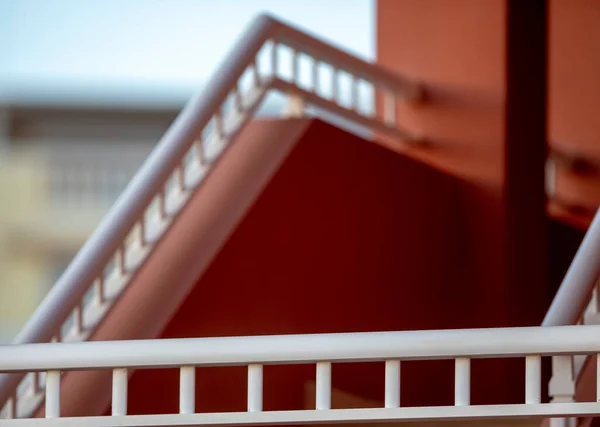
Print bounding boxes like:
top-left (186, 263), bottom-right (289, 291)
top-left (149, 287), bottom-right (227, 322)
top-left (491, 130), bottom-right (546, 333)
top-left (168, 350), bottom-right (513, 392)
top-left (2, 325), bottom-right (600, 426)
top-left (0, 14), bottom-right (423, 418)
top-left (543, 209), bottom-right (600, 426)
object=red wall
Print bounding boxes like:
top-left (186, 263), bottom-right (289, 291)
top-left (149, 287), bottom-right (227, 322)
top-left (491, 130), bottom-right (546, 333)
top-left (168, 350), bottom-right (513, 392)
top-left (122, 120), bottom-right (533, 416)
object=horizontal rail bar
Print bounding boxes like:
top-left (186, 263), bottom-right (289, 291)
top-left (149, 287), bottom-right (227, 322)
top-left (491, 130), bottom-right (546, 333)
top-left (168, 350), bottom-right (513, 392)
top-left (4, 403), bottom-right (600, 427)
top-left (2, 325), bottom-right (600, 372)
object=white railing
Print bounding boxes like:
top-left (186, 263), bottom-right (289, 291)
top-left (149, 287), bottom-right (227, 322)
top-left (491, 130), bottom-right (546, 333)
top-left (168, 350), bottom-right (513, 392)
top-left (543, 209), bottom-right (600, 427)
top-left (2, 325), bottom-right (600, 426)
top-left (0, 14), bottom-right (423, 418)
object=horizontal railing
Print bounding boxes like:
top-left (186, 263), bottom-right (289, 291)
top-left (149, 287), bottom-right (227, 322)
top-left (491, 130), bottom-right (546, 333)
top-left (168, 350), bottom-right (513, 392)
top-left (2, 326), bottom-right (600, 426)
top-left (0, 13), bottom-right (423, 418)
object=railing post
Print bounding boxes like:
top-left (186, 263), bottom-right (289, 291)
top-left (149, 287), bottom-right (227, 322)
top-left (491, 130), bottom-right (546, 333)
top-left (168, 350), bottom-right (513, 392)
top-left (548, 355), bottom-right (576, 427)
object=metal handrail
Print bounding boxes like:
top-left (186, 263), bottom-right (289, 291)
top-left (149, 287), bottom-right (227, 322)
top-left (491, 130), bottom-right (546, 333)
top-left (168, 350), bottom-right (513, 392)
top-left (0, 13), bottom-right (422, 414)
top-left (542, 208), bottom-right (600, 327)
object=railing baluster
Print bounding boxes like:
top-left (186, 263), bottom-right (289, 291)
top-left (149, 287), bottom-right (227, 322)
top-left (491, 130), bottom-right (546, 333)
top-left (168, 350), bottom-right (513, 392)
top-left (196, 140), bottom-right (206, 167)
top-left (159, 188), bottom-right (167, 219)
top-left (312, 59), bottom-right (320, 94)
top-left (291, 48), bottom-right (299, 84)
top-left (176, 164), bottom-right (186, 192)
top-left (180, 366), bottom-right (196, 414)
top-left (94, 276), bottom-right (105, 305)
top-left (215, 111), bottom-right (224, 140)
top-left (234, 83), bottom-right (243, 113)
top-left (331, 68), bottom-right (339, 102)
top-left (525, 355), bottom-right (541, 404)
top-left (7, 393), bottom-right (16, 418)
top-left (73, 303), bottom-right (84, 335)
top-left (350, 75), bottom-right (359, 111)
top-left (112, 368), bottom-right (128, 416)
top-left (247, 364), bottom-right (263, 412)
top-left (271, 41), bottom-right (279, 77)
top-left (117, 245), bottom-right (127, 276)
top-left (45, 370), bottom-right (60, 418)
top-left (385, 360), bottom-right (401, 408)
top-left (316, 362), bottom-right (331, 410)
top-left (596, 354), bottom-right (600, 401)
top-left (30, 372), bottom-right (40, 396)
top-left (251, 60), bottom-right (261, 87)
top-left (454, 358), bottom-right (470, 406)
top-left (139, 217), bottom-right (147, 247)
top-left (384, 91), bottom-right (397, 127)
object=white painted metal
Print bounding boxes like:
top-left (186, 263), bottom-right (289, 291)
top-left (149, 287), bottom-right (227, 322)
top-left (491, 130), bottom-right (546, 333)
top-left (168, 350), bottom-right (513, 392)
top-left (0, 13), bottom-right (423, 418)
top-left (247, 364), bottom-right (263, 412)
top-left (44, 371), bottom-right (60, 419)
top-left (454, 358), bottom-right (470, 406)
top-left (111, 369), bottom-right (128, 416)
top-left (3, 325), bottom-right (600, 373)
top-left (315, 362), bottom-right (331, 410)
top-left (179, 367), bottom-right (195, 415)
top-left (3, 403), bottom-right (600, 427)
top-left (525, 355), bottom-right (541, 404)
top-left (1, 326), bottom-right (600, 423)
top-left (543, 208), bottom-right (600, 327)
top-left (384, 360), bottom-right (400, 408)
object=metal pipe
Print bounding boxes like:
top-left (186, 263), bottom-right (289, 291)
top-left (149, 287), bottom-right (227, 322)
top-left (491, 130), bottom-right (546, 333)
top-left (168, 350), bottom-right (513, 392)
top-left (2, 326), bottom-right (600, 373)
top-left (543, 209), bottom-right (600, 327)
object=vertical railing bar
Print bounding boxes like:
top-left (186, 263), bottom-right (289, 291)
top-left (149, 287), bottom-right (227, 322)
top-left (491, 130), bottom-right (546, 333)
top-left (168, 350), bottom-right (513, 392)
top-left (73, 303), bottom-right (84, 335)
top-left (117, 244), bottom-right (127, 276)
top-left (312, 58), bottom-right (320, 94)
top-left (384, 91), bottom-right (397, 127)
top-left (31, 372), bottom-right (40, 396)
top-left (139, 216), bottom-right (147, 247)
top-left (94, 276), bottom-right (105, 305)
top-left (271, 40), bottom-right (279, 78)
top-left (7, 393), bottom-right (16, 419)
top-left (159, 187), bottom-right (167, 219)
top-left (215, 111), bottom-right (225, 140)
top-left (331, 67), bottom-right (339, 102)
top-left (596, 354), bottom-right (600, 402)
top-left (251, 59), bottom-right (261, 88)
top-left (180, 366), bottom-right (196, 414)
top-left (350, 75), bottom-right (359, 111)
top-left (454, 358), bottom-right (470, 406)
top-left (112, 368), bottom-right (128, 416)
top-left (247, 364), bottom-right (263, 412)
top-left (316, 362), bottom-right (331, 410)
top-left (384, 360), bottom-right (401, 408)
top-left (291, 48), bottom-right (299, 84)
top-left (525, 355), bottom-right (542, 404)
top-left (196, 140), bottom-right (206, 168)
top-left (45, 370), bottom-right (60, 418)
top-left (176, 163), bottom-right (186, 192)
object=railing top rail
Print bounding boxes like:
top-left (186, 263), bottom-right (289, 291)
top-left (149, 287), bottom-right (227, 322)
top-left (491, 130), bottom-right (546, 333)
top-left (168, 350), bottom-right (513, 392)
top-left (2, 325), bottom-right (600, 372)
top-left (543, 208), bottom-right (600, 327)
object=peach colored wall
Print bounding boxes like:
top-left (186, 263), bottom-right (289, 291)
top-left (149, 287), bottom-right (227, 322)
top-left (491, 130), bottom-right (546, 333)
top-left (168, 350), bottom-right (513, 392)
top-left (122, 120), bottom-right (541, 416)
top-left (549, 0), bottom-right (600, 223)
top-left (374, 0), bottom-right (549, 404)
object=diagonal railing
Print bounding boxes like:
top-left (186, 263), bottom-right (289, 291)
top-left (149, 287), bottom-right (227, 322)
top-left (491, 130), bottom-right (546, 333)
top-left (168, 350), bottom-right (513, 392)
top-left (0, 14), bottom-right (423, 419)
top-left (543, 209), bottom-right (600, 427)
top-left (2, 325), bottom-right (600, 426)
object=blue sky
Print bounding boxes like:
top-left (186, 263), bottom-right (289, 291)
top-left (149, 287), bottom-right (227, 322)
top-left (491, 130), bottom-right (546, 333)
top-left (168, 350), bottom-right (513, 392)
top-left (0, 0), bottom-right (373, 90)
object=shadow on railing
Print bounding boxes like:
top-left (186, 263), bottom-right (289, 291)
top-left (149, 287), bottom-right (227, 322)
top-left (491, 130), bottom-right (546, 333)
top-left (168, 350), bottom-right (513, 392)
top-left (0, 13), bottom-right (423, 419)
